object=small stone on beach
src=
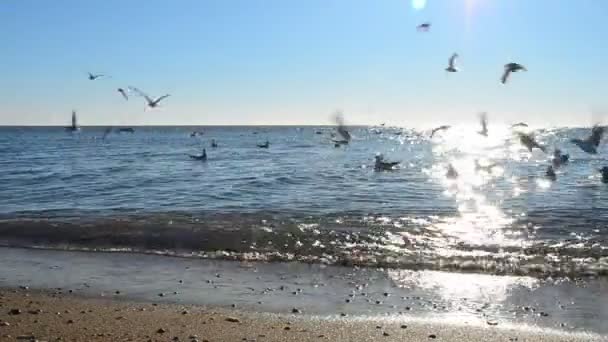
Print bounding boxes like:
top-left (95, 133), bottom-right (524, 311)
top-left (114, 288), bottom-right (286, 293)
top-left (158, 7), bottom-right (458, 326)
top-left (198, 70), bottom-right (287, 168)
top-left (225, 317), bottom-right (241, 323)
top-left (9, 309), bottom-right (21, 315)
top-left (157, 328), bottom-right (167, 334)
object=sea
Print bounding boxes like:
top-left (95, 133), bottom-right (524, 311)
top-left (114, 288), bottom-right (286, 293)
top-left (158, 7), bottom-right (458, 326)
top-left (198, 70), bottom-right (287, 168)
top-left (1, 125), bottom-right (608, 336)
top-left (0, 125), bottom-right (607, 278)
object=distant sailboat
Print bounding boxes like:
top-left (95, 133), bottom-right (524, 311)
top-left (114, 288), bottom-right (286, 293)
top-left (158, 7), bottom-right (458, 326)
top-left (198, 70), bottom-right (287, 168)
top-left (65, 110), bottom-right (80, 132)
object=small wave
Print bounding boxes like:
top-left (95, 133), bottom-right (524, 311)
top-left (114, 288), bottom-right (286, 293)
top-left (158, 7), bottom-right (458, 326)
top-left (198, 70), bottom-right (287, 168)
top-left (0, 214), bottom-right (606, 278)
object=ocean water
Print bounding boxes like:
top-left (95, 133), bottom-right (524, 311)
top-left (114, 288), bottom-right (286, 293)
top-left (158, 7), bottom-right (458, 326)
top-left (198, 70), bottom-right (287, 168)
top-left (1, 125), bottom-right (607, 278)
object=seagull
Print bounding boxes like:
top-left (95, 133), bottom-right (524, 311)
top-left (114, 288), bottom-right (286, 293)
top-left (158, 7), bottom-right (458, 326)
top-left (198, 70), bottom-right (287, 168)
top-left (474, 159), bottom-right (498, 173)
top-left (511, 122), bottom-right (528, 128)
top-left (570, 125), bottom-right (605, 154)
top-left (430, 125), bottom-right (451, 138)
top-left (518, 132), bottom-right (546, 152)
top-left (501, 63), bottom-right (527, 84)
top-left (129, 86), bottom-right (170, 108)
top-left (599, 167), bottom-right (608, 183)
top-left (190, 131), bottom-right (204, 137)
top-left (88, 73), bottom-right (105, 81)
top-left (446, 164), bottom-right (459, 179)
top-left (189, 148), bottom-right (207, 161)
top-left (374, 155), bottom-right (400, 171)
top-left (334, 111), bottom-right (351, 143)
top-left (552, 149), bottom-right (569, 168)
top-left (257, 140), bottom-right (270, 148)
top-left (65, 110), bottom-right (80, 132)
top-left (417, 22), bottom-right (431, 32)
top-left (478, 112), bottom-right (488, 137)
top-left (546, 165), bottom-right (557, 181)
top-left (117, 88), bottom-right (129, 101)
top-left (445, 53), bottom-right (459, 73)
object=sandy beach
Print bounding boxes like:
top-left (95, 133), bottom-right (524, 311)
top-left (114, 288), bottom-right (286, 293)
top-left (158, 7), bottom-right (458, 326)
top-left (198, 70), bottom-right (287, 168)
top-left (0, 289), bottom-right (605, 342)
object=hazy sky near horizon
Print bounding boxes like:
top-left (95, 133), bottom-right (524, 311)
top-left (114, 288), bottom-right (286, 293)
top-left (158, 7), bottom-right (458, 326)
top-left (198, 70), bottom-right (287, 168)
top-left (1, 0), bottom-right (607, 126)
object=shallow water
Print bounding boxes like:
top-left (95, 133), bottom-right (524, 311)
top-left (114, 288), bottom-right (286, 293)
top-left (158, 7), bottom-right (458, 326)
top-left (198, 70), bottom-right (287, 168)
top-left (0, 247), bottom-right (606, 336)
top-left (0, 126), bottom-right (607, 277)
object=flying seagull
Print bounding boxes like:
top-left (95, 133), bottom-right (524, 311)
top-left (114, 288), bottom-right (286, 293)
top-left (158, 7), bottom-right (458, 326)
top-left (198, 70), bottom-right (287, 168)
top-left (445, 53), bottom-right (459, 72)
top-left (518, 132), bottom-right (546, 152)
top-left (570, 125), bottom-right (605, 154)
top-left (478, 112), bottom-right (488, 137)
top-left (430, 125), bottom-right (451, 138)
top-left (417, 22), bottom-right (431, 32)
top-left (117, 88), bottom-right (129, 101)
top-left (88, 73), bottom-right (105, 81)
top-left (501, 63), bottom-right (527, 84)
top-left (129, 86), bottom-right (170, 108)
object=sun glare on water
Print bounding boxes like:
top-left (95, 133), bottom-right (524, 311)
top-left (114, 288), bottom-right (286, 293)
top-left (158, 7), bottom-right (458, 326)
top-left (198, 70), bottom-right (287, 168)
top-left (412, 0), bottom-right (427, 11)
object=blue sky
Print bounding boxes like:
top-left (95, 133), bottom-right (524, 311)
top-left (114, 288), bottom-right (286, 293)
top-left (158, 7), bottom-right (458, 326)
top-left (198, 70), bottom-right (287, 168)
top-left (1, 0), bottom-right (607, 126)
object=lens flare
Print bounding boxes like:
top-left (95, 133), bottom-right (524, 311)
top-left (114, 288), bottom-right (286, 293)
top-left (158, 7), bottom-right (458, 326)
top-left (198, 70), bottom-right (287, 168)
top-left (412, 0), bottom-right (427, 10)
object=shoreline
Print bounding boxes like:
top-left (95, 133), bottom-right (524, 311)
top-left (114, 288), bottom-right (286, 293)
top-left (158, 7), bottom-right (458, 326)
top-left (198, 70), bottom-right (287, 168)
top-left (1, 247), bottom-right (607, 340)
top-left (0, 289), bottom-right (605, 342)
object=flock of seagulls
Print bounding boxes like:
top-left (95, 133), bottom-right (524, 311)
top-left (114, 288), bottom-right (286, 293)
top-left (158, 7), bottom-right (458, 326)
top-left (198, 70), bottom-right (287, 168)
top-left (65, 21), bottom-right (605, 183)
top-left (430, 112), bottom-right (606, 182)
top-left (415, 22), bottom-right (606, 183)
top-left (77, 72), bottom-right (171, 137)
top-left (419, 23), bottom-right (526, 84)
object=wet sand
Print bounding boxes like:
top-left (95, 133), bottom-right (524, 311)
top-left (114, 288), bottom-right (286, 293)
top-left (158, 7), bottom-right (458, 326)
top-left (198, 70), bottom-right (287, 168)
top-left (0, 247), bottom-right (606, 341)
top-left (0, 289), bottom-right (604, 342)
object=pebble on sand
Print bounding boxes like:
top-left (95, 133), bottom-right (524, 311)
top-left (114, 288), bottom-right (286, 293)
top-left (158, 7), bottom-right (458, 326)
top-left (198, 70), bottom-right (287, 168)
top-left (429, 334), bottom-right (437, 339)
top-left (8, 309), bottom-right (21, 315)
top-left (291, 308), bottom-right (302, 314)
top-left (157, 328), bottom-right (167, 334)
top-left (225, 317), bottom-right (241, 323)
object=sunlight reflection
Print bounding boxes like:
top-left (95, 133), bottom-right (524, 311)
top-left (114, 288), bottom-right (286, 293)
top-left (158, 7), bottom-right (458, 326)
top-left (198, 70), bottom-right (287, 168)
top-left (427, 124), bottom-right (523, 248)
top-left (388, 269), bottom-right (538, 303)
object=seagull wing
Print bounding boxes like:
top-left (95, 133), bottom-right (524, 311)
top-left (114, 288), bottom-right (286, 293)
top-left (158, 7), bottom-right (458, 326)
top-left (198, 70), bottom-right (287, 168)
top-left (129, 86), bottom-right (154, 104)
top-left (589, 125), bottom-right (605, 147)
top-left (102, 127), bottom-right (113, 140)
top-left (479, 113), bottom-right (488, 134)
top-left (334, 113), bottom-right (351, 141)
top-left (154, 94), bottom-right (171, 105)
top-left (501, 69), bottom-right (511, 84)
top-left (118, 88), bottom-right (129, 101)
top-left (449, 54), bottom-right (458, 68)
